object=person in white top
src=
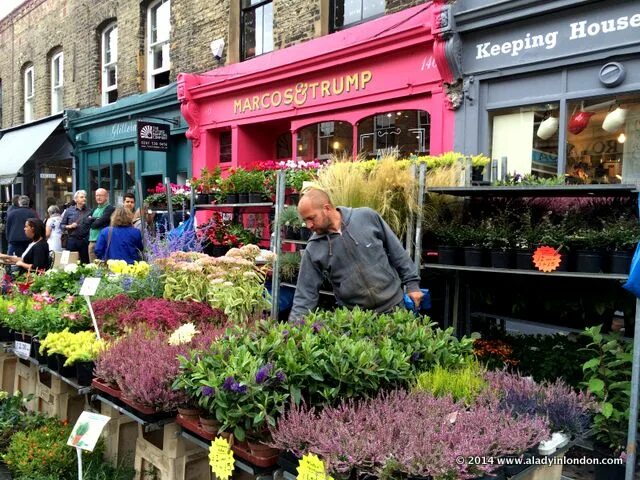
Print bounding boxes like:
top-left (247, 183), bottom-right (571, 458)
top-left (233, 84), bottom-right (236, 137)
top-left (45, 205), bottom-right (63, 252)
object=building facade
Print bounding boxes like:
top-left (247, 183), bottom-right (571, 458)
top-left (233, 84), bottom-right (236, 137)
top-left (444, 0), bottom-right (640, 184)
top-left (0, 0), bottom-right (433, 214)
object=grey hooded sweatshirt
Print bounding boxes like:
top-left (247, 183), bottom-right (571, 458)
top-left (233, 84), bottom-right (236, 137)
top-left (289, 206), bottom-right (420, 321)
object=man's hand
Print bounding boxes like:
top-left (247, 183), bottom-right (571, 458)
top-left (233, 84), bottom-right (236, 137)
top-left (408, 290), bottom-right (424, 310)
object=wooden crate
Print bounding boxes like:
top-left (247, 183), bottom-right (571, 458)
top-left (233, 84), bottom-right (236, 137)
top-left (0, 350), bottom-right (16, 394)
top-left (134, 422), bottom-right (212, 480)
top-left (100, 402), bottom-right (139, 470)
top-left (13, 360), bottom-right (37, 410)
top-left (35, 371), bottom-right (87, 424)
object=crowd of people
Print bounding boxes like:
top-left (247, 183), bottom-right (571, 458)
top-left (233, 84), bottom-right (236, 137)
top-left (1, 190), bottom-right (145, 274)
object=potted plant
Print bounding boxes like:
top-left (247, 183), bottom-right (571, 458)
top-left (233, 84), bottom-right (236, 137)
top-left (603, 217), bottom-right (640, 274)
top-left (459, 222), bottom-right (489, 267)
top-left (536, 216), bottom-right (569, 271)
top-left (279, 252), bottom-right (301, 283)
top-left (432, 222), bottom-right (464, 265)
top-left (471, 154), bottom-right (491, 182)
top-left (582, 325), bottom-right (630, 480)
top-left (567, 228), bottom-right (606, 273)
top-left (246, 169), bottom-right (267, 203)
top-left (228, 168), bottom-right (252, 203)
top-left (482, 216), bottom-right (515, 269)
top-left (277, 206), bottom-right (305, 240)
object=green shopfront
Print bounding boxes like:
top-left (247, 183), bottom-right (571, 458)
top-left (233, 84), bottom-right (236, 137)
top-left (66, 84), bottom-right (191, 208)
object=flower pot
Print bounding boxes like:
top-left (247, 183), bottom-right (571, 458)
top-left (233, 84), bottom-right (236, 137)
top-left (248, 440), bottom-right (280, 458)
top-left (283, 226), bottom-right (301, 240)
top-left (594, 463), bottom-right (625, 480)
top-left (199, 416), bottom-right (221, 435)
top-left (36, 344), bottom-right (48, 365)
top-left (14, 332), bottom-right (32, 343)
top-left (515, 250), bottom-right (533, 270)
top-left (490, 249), bottom-right (514, 269)
top-left (471, 166), bottom-right (485, 182)
top-left (30, 338), bottom-right (40, 361)
top-left (575, 249), bottom-right (605, 273)
top-left (0, 325), bottom-right (12, 342)
top-left (438, 245), bottom-right (460, 265)
top-left (224, 193), bottom-right (238, 204)
top-left (248, 193), bottom-right (264, 203)
top-left (55, 354), bottom-right (75, 379)
top-left (463, 246), bottom-right (485, 267)
top-left (610, 251), bottom-right (632, 274)
top-left (75, 361), bottom-right (95, 387)
top-left (238, 193), bottom-right (250, 204)
top-left (299, 227), bottom-right (312, 241)
top-left (47, 353), bottom-right (58, 371)
top-left (177, 406), bottom-right (202, 420)
top-left (286, 193), bottom-right (300, 205)
top-left (195, 193), bottom-right (210, 205)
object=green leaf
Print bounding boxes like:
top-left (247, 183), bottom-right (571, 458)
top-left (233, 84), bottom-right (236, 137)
top-left (601, 402), bottom-right (614, 418)
top-left (582, 358), bottom-right (600, 371)
top-left (588, 378), bottom-right (605, 393)
top-left (290, 385), bottom-right (301, 405)
top-left (234, 426), bottom-right (245, 442)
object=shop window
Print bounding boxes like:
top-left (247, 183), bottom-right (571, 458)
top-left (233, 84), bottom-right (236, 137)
top-left (331, 0), bottom-right (385, 32)
top-left (220, 131), bottom-right (232, 163)
top-left (357, 110), bottom-right (429, 158)
top-left (51, 51), bottom-right (64, 114)
top-left (296, 121), bottom-right (353, 161)
top-left (147, 0), bottom-right (171, 91)
top-left (241, 0), bottom-right (273, 61)
top-left (567, 96), bottom-right (640, 184)
top-left (276, 132), bottom-right (292, 159)
top-left (102, 23), bottom-right (118, 105)
top-left (490, 104), bottom-right (559, 178)
top-left (24, 65), bottom-right (34, 123)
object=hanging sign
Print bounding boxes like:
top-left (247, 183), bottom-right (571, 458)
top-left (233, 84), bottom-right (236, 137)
top-left (209, 436), bottom-right (235, 480)
top-left (137, 121), bottom-right (170, 152)
top-left (67, 411), bottom-right (111, 451)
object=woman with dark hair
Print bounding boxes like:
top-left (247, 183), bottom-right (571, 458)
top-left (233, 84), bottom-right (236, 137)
top-left (14, 218), bottom-right (50, 273)
top-left (95, 207), bottom-right (143, 264)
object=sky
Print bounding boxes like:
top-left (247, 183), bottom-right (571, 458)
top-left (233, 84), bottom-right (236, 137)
top-left (0, 0), bottom-right (25, 20)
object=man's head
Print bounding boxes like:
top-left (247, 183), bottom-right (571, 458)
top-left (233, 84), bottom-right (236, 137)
top-left (123, 193), bottom-right (136, 212)
top-left (18, 195), bottom-right (30, 207)
top-left (297, 189), bottom-right (337, 235)
top-left (95, 188), bottom-right (109, 206)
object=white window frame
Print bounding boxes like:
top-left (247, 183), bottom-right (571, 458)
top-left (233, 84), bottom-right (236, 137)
top-left (101, 23), bottom-right (118, 105)
top-left (24, 66), bottom-right (34, 123)
top-left (51, 52), bottom-right (64, 114)
top-left (146, 0), bottom-right (171, 91)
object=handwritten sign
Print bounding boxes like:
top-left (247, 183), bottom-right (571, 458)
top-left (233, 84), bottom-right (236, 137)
top-left (297, 453), bottom-right (334, 480)
top-left (209, 436), bottom-right (234, 480)
top-left (14, 341), bottom-right (31, 360)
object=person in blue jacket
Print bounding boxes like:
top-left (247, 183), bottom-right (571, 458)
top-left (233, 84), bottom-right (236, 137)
top-left (95, 207), bottom-right (143, 264)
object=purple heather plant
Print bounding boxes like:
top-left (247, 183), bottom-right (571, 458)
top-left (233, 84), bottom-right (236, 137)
top-left (271, 390), bottom-right (549, 479)
top-left (481, 370), bottom-right (595, 436)
top-left (143, 226), bottom-right (204, 263)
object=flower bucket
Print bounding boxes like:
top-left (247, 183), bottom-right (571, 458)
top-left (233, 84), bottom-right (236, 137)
top-left (75, 361), bottom-right (95, 387)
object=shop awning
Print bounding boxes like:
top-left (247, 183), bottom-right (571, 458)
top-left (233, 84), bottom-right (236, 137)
top-left (0, 117), bottom-right (63, 184)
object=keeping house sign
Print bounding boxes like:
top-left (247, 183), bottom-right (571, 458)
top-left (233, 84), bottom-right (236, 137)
top-left (137, 121), bottom-right (170, 152)
top-left (462, 1), bottom-right (640, 73)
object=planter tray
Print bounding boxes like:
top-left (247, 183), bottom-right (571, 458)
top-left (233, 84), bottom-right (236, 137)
top-left (176, 414), bottom-right (280, 468)
top-left (177, 414), bottom-right (217, 441)
top-left (92, 378), bottom-right (122, 399)
top-left (118, 395), bottom-right (176, 423)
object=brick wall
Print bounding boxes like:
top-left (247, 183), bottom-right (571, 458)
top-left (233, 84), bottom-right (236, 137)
top-left (0, 0), bottom-right (425, 129)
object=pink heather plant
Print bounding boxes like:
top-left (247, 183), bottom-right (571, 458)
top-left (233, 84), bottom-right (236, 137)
top-left (271, 390), bottom-right (550, 479)
top-left (96, 326), bottom-right (223, 411)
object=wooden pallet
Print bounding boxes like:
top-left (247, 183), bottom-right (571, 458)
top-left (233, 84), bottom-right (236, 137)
top-left (100, 402), bottom-right (139, 470)
top-left (0, 350), bottom-right (16, 395)
top-left (13, 360), bottom-right (37, 410)
top-left (35, 370), bottom-right (87, 424)
top-left (134, 422), bottom-right (212, 480)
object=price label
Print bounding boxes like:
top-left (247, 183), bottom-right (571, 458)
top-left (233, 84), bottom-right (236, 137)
top-left (297, 453), bottom-right (334, 480)
top-left (14, 341), bottom-right (31, 360)
top-left (79, 277), bottom-right (101, 297)
top-left (209, 437), bottom-right (234, 480)
top-left (60, 250), bottom-right (71, 265)
top-left (67, 411), bottom-right (110, 452)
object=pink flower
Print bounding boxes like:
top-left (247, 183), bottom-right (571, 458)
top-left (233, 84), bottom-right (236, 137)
top-left (32, 303), bottom-right (43, 311)
top-left (7, 306), bottom-right (16, 314)
top-left (65, 295), bottom-right (75, 304)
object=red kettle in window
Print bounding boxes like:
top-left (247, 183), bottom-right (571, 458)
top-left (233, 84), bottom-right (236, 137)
top-left (568, 111), bottom-right (595, 135)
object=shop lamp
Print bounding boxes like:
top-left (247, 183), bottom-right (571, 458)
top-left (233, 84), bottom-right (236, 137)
top-left (618, 133), bottom-right (626, 144)
top-left (66, 176), bottom-right (72, 183)
top-left (332, 141), bottom-right (341, 150)
top-left (537, 114), bottom-right (559, 140)
top-left (603, 106), bottom-right (627, 133)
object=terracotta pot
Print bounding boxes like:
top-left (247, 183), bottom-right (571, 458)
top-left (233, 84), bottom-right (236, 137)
top-left (177, 406), bottom-right (202, 420)
top-left (199, 416), bottom-right (220, 434)
top-left (248, 440), bottom-right (280, 458)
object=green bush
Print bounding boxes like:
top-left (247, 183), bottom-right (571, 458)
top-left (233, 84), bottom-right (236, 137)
top-left (415, 359), bottom-right (487, 405)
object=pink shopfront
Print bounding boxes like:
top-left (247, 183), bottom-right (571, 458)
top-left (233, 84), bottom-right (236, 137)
top-left (177, 3), bottom-right (455, 173)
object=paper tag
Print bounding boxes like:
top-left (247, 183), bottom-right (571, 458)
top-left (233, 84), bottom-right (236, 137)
top-left (79, 277), bottom-right (101, 297)
top-left (14, 341), bottom-right (31, 360)
top-left (209, 437), bottom-right (234, 480)
top-left (60, 250), bottom-right (71, 265)
top-left (297, 453), bottom-right (333, 480)
top-left (67, 411), bottom-right (110, 452)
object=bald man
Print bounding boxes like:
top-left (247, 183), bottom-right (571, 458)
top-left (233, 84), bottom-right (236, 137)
top-left (289, 188), bottom-right (423, 321)
top-left (87, 188), bottom-right (115, 262)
